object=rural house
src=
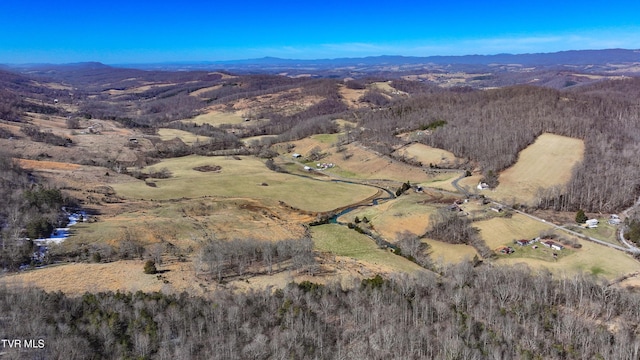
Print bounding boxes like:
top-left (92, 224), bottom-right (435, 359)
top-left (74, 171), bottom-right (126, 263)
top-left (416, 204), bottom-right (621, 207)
top-left (551, 243), bottom-right (564, 251)
top-left (542, 240), bottom-right (555, 248)
top-left (586, 219), bottom-right (599, 228)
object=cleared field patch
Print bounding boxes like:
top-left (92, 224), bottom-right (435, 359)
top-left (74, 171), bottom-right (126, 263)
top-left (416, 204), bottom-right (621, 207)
top-left (567, 220), bottom-right (620, 245)
top-left (454, 174), bottom-right (484, 194)
top-left (332, 119), bottom-right (357, 131)
top-left (190, 84), bottom-right (222, 97)
top-left (496, 240), bottom-right (640, 279)
top-left (476, 214), bottom-right (553, 249)
top-left (111, 155), bottom-right (378, 212)
top-left (338, 193), bottom-right (438, 241)
top-left (16, 158), bottom-right (81, 171)
top-left (394, 143), bottom-right (460, 167)
top-left (421, 172), bottom-right (464, 192)
top-left (0, 260), bottom-right (203, 296)
top-left (188, 110), bottom-right (246, 126)
top-left (312, 224), bottom-right (424, 274)
top-left (493, 133), bottom-right (585, 204)
top-left (325, 146), bottom-right (441, 182)
top-left (339, 86), bottom-right (366, 107)
top-left (157, 128), bottom-right (208, 145)
top-left (311, 133), bottom-right (341, 144)
top-left (65, 198), bottom-right (310, 252)
top-left (371, 81), bottom-right (406, 95)
top-left (297, 142), bottom-right (440, 183)
top-left (427, 239), bottom-right (478, 264)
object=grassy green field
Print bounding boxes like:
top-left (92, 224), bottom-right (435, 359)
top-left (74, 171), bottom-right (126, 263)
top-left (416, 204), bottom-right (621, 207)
top-left (311, 133), bottom-right (341, 144)
top-left (111, 155), bottom-right (378, 212)
top-left (475, 214), bottom-right (554, 249)
top-left (311, 224), bottom-right (423, 274)
top-left (338, 193), bottom-right (439, 241)
top-left (496, 239), bottom-right (640, 279)
top-left (567, 221), bottom-right (619, 245)
top-left (475, 214), bottom-right (639, 278)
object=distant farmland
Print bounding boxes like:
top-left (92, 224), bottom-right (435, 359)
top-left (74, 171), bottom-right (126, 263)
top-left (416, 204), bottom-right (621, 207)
top-left (111, 155), bottom-right (378, 212)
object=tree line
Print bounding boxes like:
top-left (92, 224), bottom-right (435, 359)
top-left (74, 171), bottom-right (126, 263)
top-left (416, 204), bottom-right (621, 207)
top-left (355, 79), bottom-right (640, 212)
top-left (0, 154), bottom-right (71, 270)
top-left (2, 263), bottom-right (640, 359)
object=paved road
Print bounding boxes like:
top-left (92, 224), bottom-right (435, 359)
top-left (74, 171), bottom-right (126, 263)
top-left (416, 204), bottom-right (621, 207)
top-left (450, 171), bottom-right (640, 254)
top-left (511, 207), bottom-right (638, 254)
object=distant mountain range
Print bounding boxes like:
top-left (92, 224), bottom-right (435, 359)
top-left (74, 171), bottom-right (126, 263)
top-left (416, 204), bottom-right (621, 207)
top-left (111, 48), bottom-right (640, 71)
top-left (4, 49), bottom-right (640, 77)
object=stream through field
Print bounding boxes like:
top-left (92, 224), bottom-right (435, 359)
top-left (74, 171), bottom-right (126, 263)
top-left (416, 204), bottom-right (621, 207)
top-left (30, 208), bottom-right (89, 265)
top-left (326, 179), bottom-right (396, 224)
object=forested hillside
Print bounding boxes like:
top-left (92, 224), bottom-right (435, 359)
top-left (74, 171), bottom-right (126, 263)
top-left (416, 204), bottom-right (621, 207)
top-left (355, 79), bottom-right (640, 212)
top-left (2, 264), bottom-right (639, 359)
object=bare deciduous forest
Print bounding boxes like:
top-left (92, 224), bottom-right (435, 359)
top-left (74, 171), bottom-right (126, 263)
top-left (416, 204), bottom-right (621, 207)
top-left (356, 79), bottom-right (640, 212)
top-left (2, 265), bottom-right (640, 359)
top-left (2, 59), bottom-right (640, 359)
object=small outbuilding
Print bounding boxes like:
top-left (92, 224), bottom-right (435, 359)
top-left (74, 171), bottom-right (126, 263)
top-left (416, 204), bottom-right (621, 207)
top-left (586, 219), bottom-right (599, 228)
top-left (608, 215), bottom-right (621, 225)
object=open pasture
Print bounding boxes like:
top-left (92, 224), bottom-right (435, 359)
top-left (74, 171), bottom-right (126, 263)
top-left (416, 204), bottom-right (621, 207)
top-left (187, 110), bottom-right (246, 126)
top-left (492, 133), bottom-right (584, 204)
top-left (394, 143), bottom-right (460, 167)
top-left (157, 128), bottom-right (207, 145)
top-left (475, 213), bottom-right (553, 249)
top-left (311, 224), bottom-right (424, 274)
top-left (338, 85), bottom-right (366, 108)
top-left (0, 260), bottom-right (203, 296)
top-left (66, 197), bottom-right (310, 251)
top-left (111, 155), bottom-right (378, 212)
top-left (337, 193), bottom-right (439, 241)
top-left (287, 140), bottom-right (443, 183)
top-left (427, 239), bottom-right (478, 264)
top-left (496, 239), bottom-right (640, 279)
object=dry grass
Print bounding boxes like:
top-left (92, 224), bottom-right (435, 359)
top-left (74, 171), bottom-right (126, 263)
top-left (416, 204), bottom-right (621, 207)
top-left (65, 197), bottom-right (311, 251)
top-left (337, 192), bottom-right (439, 241)
top-left (16, 158), bottom-right (81, 171)
top-left (187, 110), bottom-right (246, 126)
top-left (475, 214), bottom-right (553, 249)
top-left (422, 173), bottom-right (464, 192)
top-left (284, 136), bottom-right (448, 183)
top-left (0, 260), bottom-right (204, 296)
top-left (338, 86), bottom-right (366, 108)
top-left (189, 84), bottom-right (222, 97)
top-left (394, 143), bottom-right (460, 167)
top-left (332, 119), bottom-right (357, 131)
top-left (427, 240), bottom-right (478, 264)
top-left (157, 128), bottom-right (207, 145)
top-left (111, 155), bottom-right (378, 212)
top-left (476, 214), bottom-right (640, 279)
top-left (105, 83), bottom-right (175, 96)
top-left (496, 240), bottom-right (640, 279)
top-left (492, 133), bottom-right (585, 204)
top-left (312, 224), bottom-right (424, 274)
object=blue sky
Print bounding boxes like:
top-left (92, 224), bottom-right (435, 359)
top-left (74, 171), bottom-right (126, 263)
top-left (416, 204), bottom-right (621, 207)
top-left (1, 0), bottom-right (640, 64)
